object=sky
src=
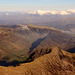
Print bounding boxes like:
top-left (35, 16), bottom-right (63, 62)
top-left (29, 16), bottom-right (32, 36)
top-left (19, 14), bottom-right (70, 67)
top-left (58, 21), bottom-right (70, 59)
top-left (0, 0), bottom-right (75, 11)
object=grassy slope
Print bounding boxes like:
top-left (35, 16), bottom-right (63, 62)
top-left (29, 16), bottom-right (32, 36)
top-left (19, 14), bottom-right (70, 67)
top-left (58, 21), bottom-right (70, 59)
top-left (0, 25), bottom-right (50, 62)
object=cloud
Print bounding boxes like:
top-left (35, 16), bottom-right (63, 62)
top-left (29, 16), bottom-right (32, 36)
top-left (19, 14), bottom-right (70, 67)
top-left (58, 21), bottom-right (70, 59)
top-left (67, 9), bottom-right (75, 13)
top-left (59, 11), bottom-right (70, 15)
top-left (27, 10), bottom-right (37, 14)
top-left (26, 10), bottom-right (72, 15)
top-left (37, 10), bottom-right (50, 15)
top-left (5, 13), bottom-right (9, 15)
top-left (50, 11), bottom-right (58, 15)
top-left (0, 9), bottom-right (75, 15)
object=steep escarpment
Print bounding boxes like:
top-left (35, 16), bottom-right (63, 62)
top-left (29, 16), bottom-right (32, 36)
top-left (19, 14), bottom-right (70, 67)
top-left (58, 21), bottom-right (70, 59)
top-left (0, 47), bottom-right (75, 75)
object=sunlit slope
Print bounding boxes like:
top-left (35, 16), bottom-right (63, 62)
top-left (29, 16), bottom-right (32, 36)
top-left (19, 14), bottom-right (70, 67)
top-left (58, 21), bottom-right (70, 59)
top-left (0, 47), bottom-right (75, 75)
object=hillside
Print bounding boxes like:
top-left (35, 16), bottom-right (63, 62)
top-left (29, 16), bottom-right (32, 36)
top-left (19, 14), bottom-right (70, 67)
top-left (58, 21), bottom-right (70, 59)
top-left (0, 24), bottom-right (75, 63)
top-left (0, 25), bottom-right (51, 62)
top-left (0, 47), bottom-right (75, 75)
top-left (35, 30), bottom-right (75, 51)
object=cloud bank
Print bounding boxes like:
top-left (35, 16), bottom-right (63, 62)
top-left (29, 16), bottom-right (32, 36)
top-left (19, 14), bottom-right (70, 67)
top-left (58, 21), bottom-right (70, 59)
top-left (0, 9), bottom-right (75, 15)
top-left (25, 9), bottom-right (75, 15)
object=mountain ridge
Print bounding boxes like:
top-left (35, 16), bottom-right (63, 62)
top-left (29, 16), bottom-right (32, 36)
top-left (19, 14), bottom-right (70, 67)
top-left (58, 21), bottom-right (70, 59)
top-left (0, 47), bottom-right (75, 75)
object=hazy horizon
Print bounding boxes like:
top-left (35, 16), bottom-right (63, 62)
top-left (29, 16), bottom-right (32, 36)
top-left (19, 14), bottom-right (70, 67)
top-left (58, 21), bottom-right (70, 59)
top-left (0, 0), bottom-right (75, 33)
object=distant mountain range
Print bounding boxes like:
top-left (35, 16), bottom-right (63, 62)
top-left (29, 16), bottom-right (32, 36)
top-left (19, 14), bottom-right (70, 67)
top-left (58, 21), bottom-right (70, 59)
top-left (0, 10), bottom-right (75, 34)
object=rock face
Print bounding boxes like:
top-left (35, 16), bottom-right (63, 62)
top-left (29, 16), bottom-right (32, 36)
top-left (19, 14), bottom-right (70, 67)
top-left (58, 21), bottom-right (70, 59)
top-left (0, 47), bottom-right (75, 75)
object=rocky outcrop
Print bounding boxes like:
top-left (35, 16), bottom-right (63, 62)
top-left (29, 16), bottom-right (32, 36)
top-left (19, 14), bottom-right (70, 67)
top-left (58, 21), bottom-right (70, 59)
top-left (0, 47), bottom-right (75, 75)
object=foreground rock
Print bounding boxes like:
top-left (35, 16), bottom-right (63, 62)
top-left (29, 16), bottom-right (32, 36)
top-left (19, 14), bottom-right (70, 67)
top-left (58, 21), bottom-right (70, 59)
top-left (0, 47), bottom-right (75, 75)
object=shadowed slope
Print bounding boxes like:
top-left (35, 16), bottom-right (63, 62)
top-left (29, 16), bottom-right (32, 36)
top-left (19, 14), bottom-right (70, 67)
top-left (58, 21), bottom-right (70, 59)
top-left (36, 30), bottom-right (75, 51)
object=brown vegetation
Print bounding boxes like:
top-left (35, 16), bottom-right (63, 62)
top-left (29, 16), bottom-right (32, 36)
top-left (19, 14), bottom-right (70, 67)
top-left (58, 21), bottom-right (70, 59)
top-left (0, 47), bottom-right (75, 75)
